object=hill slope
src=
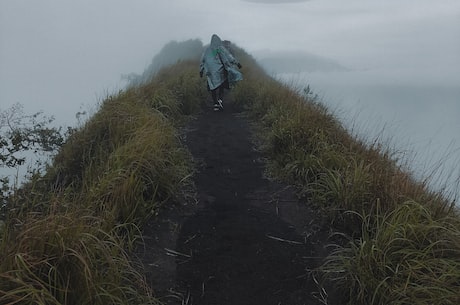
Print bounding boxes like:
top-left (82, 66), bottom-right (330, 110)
top-left (1, 40), bottom-right (459, 305)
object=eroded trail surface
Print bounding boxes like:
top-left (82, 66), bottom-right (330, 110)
top-left (139, 98), bottom-right (330, 305)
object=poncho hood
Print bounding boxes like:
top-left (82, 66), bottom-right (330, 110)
top-left (200, 34), bottom-right (242, 90)
top-left (210, 34), bottom-right (223, 50)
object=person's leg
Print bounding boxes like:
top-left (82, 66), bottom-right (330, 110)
top-left (211, 89), bottom-right (220, 111)
top-left (216, 84), bottom-right (224, 110)
top-left (211, 89), bottom-right (218, 104)
top-left (218, 85), bottom-right (225, 101)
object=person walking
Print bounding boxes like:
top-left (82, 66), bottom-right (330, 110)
top-left (200, 34), bottom-right (243, 111)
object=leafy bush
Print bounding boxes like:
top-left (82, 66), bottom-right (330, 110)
top-left (0, 103), bottom-right (65, 169)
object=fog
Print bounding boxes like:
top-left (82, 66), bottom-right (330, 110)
top-left (1, 0), bottom-right (459, 197)
top-left (272, 68), bottom-right (460, 198)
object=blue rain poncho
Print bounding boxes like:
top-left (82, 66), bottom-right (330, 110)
top-left (200, 34), bottom-right (243, 90)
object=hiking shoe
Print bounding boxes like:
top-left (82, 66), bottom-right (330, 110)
top-left (217, 99), bottom-right (224, 110)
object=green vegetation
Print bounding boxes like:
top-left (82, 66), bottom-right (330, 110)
top-left (1, 41), bottom-right (458, 305)
top-left (1, 103), bottom-right (65, 210)
top-left (1, 56), bottom-right (206, 304)
top-left (232, 47), bottom-right (460, 305)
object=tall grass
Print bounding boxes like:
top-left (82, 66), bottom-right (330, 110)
top-left (232, 47), bottom-right (460, 304)
top-left (322, 201), bottom-right (460, 304)
top-left (2, 43), bottom-right (458, 305)
top-left (1, 58), bottom-right (206, 304)
top-left (1, 212), bottom-right (155, 305)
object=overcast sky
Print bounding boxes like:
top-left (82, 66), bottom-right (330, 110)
top-left (1, 0), bottom-right (459, 125)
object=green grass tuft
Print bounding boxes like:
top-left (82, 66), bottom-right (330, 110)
top-left (1, 58), bottom-right (205, 304)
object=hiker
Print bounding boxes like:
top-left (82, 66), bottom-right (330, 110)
top-left (200, 34), bottom-right (243, 111)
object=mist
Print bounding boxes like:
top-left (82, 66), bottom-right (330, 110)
top-left (1, 0), bottom-right (459, 197)
top-left (124, 39), bottom-right (204, 86)
top-left (265, 65), bottom-right (460, 199)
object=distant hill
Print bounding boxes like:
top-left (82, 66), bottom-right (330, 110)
top-left (255, 50), bottom-right (348, 73)
top-left (124, 39), bottom-right (203, 86)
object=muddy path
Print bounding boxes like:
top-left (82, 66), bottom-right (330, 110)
top-left (138, 96), bottom-right (331, 305)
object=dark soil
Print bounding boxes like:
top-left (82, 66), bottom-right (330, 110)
top-left (137, 96), bottom-right (334, 305)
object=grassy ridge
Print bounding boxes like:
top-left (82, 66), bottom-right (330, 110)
top-left (231, 47), bottom-right (460, 305)
top-left (0, 59), bottom-right (206, 304)
top-left (1, 43), bottom-right (459, 305)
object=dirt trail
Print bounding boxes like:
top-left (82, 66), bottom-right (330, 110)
top-left (138, 97), bottom-right (330, 305)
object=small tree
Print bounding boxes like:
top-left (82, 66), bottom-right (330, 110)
top-left (1, 103), bottom-right (65, 167)
top-left (1, 103), bottom-right (66, 211)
